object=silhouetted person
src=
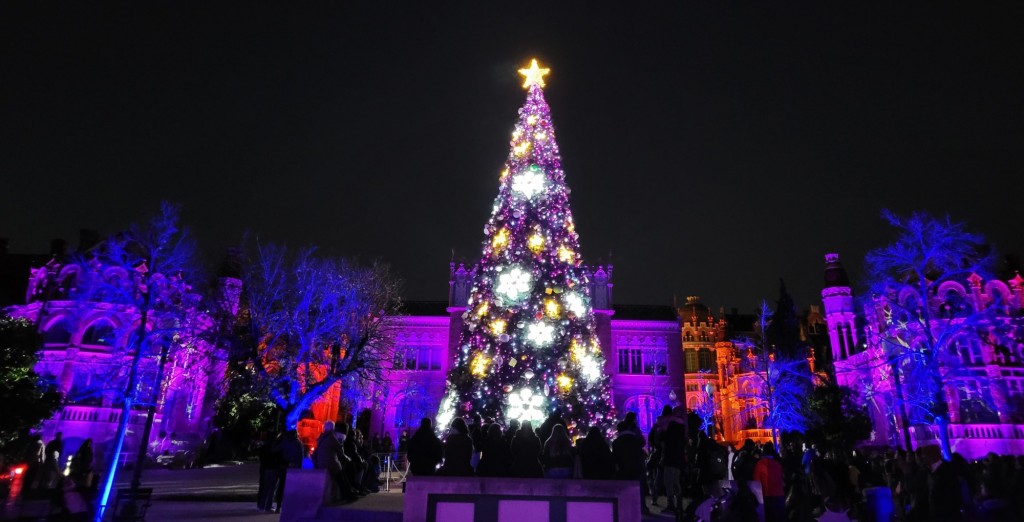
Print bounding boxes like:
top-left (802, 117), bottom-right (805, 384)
top-left (407, 418), bottom-right (443, 476)
top-left (510, 421), bottom-right (543, 478)
top-left (477, 424), bottom-right (512, 477)
top-left (69, 439), bottom-right (93, 489)
top-left (274, 430), bottom-right (305, 513)
top-left (503, 419), bottom-right (520, 447)
top-left (662, 421), bottom-right (686, 514)
top-left (541, 424), bottom-right (574, 478)
top-left (44, 432), bottom-right (63, 488)
top-left (613, 421), bottom-right (647, 513)
top-left (440, 418), bottom-right (475, 476)
top-left (577, 426), bottom-right (614, 480)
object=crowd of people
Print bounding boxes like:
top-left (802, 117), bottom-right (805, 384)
top-left (392, 406), bottom-right (1024, 522)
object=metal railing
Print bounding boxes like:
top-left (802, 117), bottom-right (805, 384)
top-left (373, 452), bottom-right (408, 492)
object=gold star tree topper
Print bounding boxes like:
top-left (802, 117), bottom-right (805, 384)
top-left (518, 58), bottom-right (550, 89)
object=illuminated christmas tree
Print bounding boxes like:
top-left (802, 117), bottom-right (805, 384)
top-left (438, 59), bottom-right (614, 435)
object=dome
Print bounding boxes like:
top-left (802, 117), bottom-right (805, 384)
top-left (678, 296), bottom-right (713, 324)
top-left (824, 253), bottom-right (851, 288)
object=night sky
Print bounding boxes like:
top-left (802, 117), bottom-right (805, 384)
top-left (3, 3), bottom-right (1023, 311)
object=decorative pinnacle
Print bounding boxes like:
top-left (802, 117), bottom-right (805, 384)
top-left (518, 58), bottom-right (550, 89)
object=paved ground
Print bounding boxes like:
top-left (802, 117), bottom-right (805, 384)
top-left (5, 463), bottom-right (678, 520)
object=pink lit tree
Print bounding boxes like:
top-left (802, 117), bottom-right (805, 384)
top-left (438, 60), bottom-right (614, 435)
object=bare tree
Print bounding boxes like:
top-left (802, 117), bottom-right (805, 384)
top-left (241, 244), bottom-right (402, 429)
top-left (863, 210), bottom-right (1000, 459)
top-left (734, 301), bottom-right (813, 447)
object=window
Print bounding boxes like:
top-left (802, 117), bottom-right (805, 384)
top-left (81, 321), bottom-right (116, 347)
top-left (43, 320), bottom-right (72, 345)
top-left (394, 392), bottom-right (434, 429)
top-left (392, 345), bottom-right (441, 371)
top-left (622, 394), bottom-right (665, 434)
top-left (618, 347), bottom-right (667, 375)
top-left (685, 350), bottom-right (698, 373)
top-left (698, 349), bottom-right (715, 372)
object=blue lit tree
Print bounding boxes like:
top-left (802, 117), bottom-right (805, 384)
top-left (864, 210), bottom-right (1000, 460)
top-left (735, 301), bottom-right (813, 446)
top-left (240, 244), bottom-right (403, 430)
top-left (55, 203), bottom-right (213, 521)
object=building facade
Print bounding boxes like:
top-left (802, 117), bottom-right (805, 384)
top-left (824, 253), bottom-right (1024, 458)
top-left (5, 258), bottom-right (239, 464)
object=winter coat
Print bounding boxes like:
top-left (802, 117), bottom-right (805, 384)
top-left (477, 435), bottom-right (512, 477)
top-left (612, 432), bottom-right (646, 479)
top-left (754, 455), bottom-right (785, 498)
top-left (440, 432), bottom-right (475, 476)
top-left (313, 431), bottom-right (345, 473)
top-left (407, 429), bottom-right (443, 476)
top-left (510, 433), bottom-right (543, 478)
top-left (577, 436), bottom-right (615, 480)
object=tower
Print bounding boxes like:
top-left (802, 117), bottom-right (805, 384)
top-left (821, 253), bottom-right (858, 361)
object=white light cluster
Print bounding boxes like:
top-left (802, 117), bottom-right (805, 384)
top-left (511, 167), bottom-right (546, 199)
top-left (506, 387), bottom-right (546, 423)
top-left (563, 292), bottom-right (588, 316)
top-left (579, 355), bottom-right (602, 383)
top-left (435, 392), bottom-right (457, 431)
top-left (526, 320), bottom-right (555, 347)
top-left (495, 266), bottom-right (532, 305)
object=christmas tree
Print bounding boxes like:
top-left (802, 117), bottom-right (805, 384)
top-left (438, 59), bottom-right (614, 436)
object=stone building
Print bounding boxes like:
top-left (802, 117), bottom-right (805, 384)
top-left (824, 253), bottom-right (1024, 457)
top-left (5, 257), bottom-right (239, 464)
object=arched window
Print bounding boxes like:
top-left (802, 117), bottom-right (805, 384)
top-left (81, 320), bottom-right (117, 347)
top-left (622, 394), bottom-right (665, 434)
top-left (393, 391), bottom-right (434, 430)
top-left (43, 319), bottom-right (72, 345)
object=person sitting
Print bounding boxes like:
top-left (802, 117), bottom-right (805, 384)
top-left (312, 421), bottom-right (357, 503)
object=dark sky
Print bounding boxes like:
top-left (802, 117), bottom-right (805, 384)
top-left (3, 3), bottom-right (1023, 312)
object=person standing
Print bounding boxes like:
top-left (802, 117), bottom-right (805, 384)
top-left (509, 421), bottom-right (543, 478)
top-left (274, 430), bottom-right (305, 513)
top-left (540, 425), bottom-right (574, 479)
top-left (440, 418), bottom-right (475, 476)
top-left (257, 434), bottom-right (282, 512)
top-left (69, 439), bottom-right (94, 490)
top-left (754, 442), bottom-right (786, 522)
top-left (477, 424), bottom-right (512, 477)
top-left (44, 432), bottom-right (63, 488)
top-left (407, 418), bottom-right (443, 476)
top-left (661, 422), bottom-right (686, 514)
top-left (577, 427), bottom-right (614, 480)
top-left (613, 421), bottom-right (648, 514)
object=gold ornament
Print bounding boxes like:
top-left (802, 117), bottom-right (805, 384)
top-left (490, 319), bottom-right (507, 335)
top-left (556, 374), bottom-right (573, 392)
top-left (528, 233), bottom-right (544, 253)
top-left (471, 354), bottom-right (490, 378)
top-left (492, 228), bottom-right (510, 250)
top-left (544, 299), bottom-right (560, 319)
